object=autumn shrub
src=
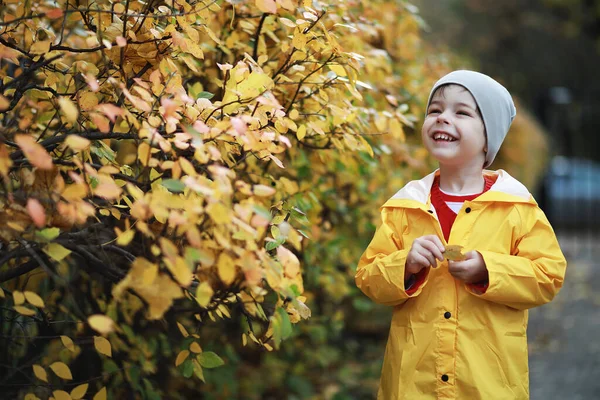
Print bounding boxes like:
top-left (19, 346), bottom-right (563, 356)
top-left (0, 0), bottom-right (455, 399)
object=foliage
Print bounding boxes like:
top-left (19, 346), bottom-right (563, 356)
top-left (0, 0), bottom-right (449, 398)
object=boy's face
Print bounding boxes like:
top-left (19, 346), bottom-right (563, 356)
top-left (421, 85), bottom-right (487, 168)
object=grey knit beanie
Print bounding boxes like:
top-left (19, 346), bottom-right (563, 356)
top-left (426, 70), bottom-right (517, 168)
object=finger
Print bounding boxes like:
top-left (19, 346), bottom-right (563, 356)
top-left (424, 235), bottom-right (445, 253)
top-left (420, 240), bottom-right (444, 262)
top-left (410, 253), bottom-right (430, 269)
top-left (418, 250), bottom-right (437, 268)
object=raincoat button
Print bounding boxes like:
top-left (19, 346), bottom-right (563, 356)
top-left (441, 374), bottom-right (449, 382)
top-left (444, 311), bottom-right (451, 319)
top-left (465, 207), bottom-right (471, 213)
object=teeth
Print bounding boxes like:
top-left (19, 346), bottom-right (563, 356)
top-left (433, 133), bottom-right (455, 141)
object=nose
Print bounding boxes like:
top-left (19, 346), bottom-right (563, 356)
top-left (436, 110), bottom-right (451, 124)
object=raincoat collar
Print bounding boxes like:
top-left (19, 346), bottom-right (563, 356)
top-left (382, 169), bottom-right (535, 210)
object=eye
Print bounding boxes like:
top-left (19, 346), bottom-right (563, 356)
top-left (427, 108), bottom-right (441, 114)
top-left (457, 110), bottom-right (472, 116)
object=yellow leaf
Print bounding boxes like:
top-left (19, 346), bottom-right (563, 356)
top-left (14, 134), bottom-right (53, 170)
top-left (30, 40), bottom-right (51, 55)
top-left (24, 291), bottom-right (45, 308)
top-left (138, 142), bottom-right (150, 166)
top-left (175, 350), bottom-right (190, 367)
top-left (242, 333), bottom-right (247, 346)
top-left (61, 183), bottom-right (87, 201)
top-left (14, 305), bottom-right (36, 316)
top-left (65, 135), bottom-right (91, 152)
top-left (195, 281), bottom-right (213, 308)
top-left (0, 287), bottom-right (4, 298)
top-left (70, 383), bottom-right (89, 400)
top-left (159, 238), bottom-right (179, 261)
top-left (176, 322), bottom-right (189, 337)
top-left (13, 290), bottom-right (25, 305)
top-left (179, 158), bottom-right (196, 177)
top-left (43, 243), bottom-right (72, 262)
top-left (189, 342), bottom-right (202, 353)
top-left (0, 143), bottom-right (13, 177)
top-left (49, 361), bottom-right (73, 380)
top-left (329, 64), bottom-right (347, 76)
top-left (79, 92), bottom-right (98, 111)
top-left (93, 387), bottom-right (107, 400)
top-left (253, 184), bottom-right (276, 197)
top-left (0, 95), bottom-right (9, 111)
top-left (61, 336), bottom-right (76, 352)
top-left (292, 30), bottom-right (307, 49)
top-left (116, 229), bottom-right (135, 246)
top-left (32, 364), bottom-right (48, 382)
top-left (88, 314), bottom-right (115, 334)
top-left (58, 97), bottom-right (79, 123)
top-left (218, 253), bottom-right (236, 285)
top-left (206, 202), bottom-right (232, 224)
top-left (52, 390), bottom-right (72, 400)
top-left (24, 394), bottom-right (41, 400)
top-left (256, 0), bottom-right (277, 13)
top-left (165, 256), bottom-right (193, 287)
top-left (94, 182), bottom-right (122, 200)
top-left (443, 245), bottom-right (466, 261)
top-left (94, 336), bottom-right (112, 357)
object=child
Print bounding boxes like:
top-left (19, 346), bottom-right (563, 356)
top-left (355, 70), bottom-right (567, 400)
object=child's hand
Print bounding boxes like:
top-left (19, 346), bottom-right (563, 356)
top-left (405, 235), bottom-right (445, 279)
top-left (448, 251), bottom-right (489, 283)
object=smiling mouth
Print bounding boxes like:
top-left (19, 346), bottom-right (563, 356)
top-left (432, 132), bottom-right (457, 142)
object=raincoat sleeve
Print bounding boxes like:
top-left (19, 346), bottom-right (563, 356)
top-left (355, 208), bottom-right (430, 306)
top-left (470, 205), bottom-right (567, 310)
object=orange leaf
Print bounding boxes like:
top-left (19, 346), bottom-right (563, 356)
top-left (14, 134), bottom-right (53, 170)
top-left (26, 198), bottom-right (46, 228)
top-left (46, 8), bottom-right (64, 19)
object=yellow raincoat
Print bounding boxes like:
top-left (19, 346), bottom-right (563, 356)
top-left (355, 169), bottom-right (567, 400)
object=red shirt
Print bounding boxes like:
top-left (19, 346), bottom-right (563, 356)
top-left (430, 175), bottom-right (494, 242)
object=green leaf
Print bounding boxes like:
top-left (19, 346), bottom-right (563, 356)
top-left (161, 179), bottom-right (185, 193)
top-left (197, 352), bottom-right (225, 369)
top-left (197, 91), bottom-right (215, 99)
top-left (35, 227), bottom-right (60, 242)
top-left (253, 205), bottom-right (271, 221)
top-left (266, 238), bottom-right (285, 251)
top-left (277, 307), bottom-right (292, 340)
top-left (182, 359), bottom-right (194, 377)
top-left (143, 378), bottom-right (161, 400)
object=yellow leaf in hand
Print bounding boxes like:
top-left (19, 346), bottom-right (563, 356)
top-left (443, 245), bottom-right (466, 261)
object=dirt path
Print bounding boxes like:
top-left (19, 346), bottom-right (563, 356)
top-left (528, 231), bottom-right (600, 400)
